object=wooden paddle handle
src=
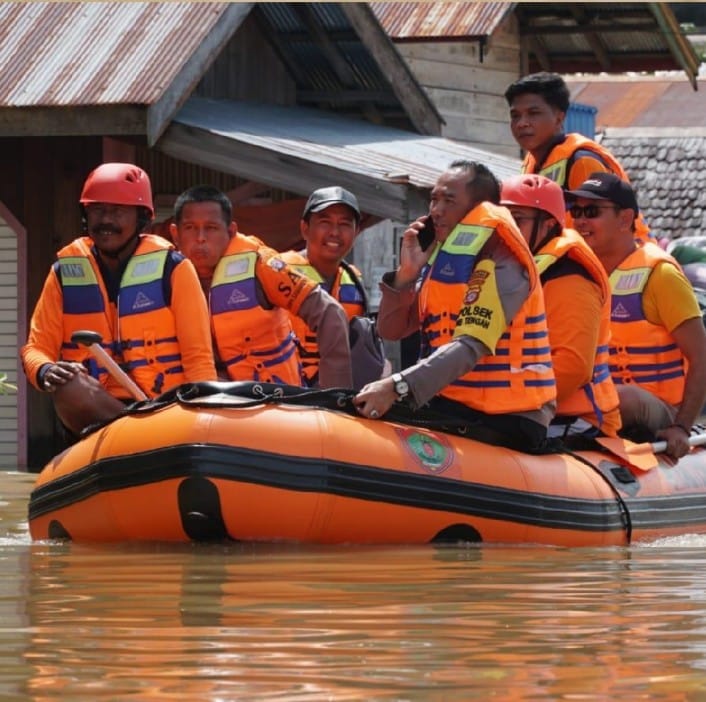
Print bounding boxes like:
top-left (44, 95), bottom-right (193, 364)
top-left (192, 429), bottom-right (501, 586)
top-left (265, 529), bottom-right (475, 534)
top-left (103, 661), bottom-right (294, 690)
top-left (86, 344), bottom-right (148, 402)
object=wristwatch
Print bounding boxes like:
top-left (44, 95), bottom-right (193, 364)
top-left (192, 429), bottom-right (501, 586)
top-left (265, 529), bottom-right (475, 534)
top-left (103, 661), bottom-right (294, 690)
top-left (391, 372), bottom-right (409, 400)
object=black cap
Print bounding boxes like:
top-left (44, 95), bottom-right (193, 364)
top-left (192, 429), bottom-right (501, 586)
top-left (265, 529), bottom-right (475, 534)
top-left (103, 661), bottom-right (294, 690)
top-left (566, 172), bottom-right (639, 214)
top-left (303, 186), bottom-right (360, 220)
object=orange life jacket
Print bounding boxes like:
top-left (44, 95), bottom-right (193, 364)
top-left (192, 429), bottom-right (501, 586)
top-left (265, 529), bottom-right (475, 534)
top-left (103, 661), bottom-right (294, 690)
top-left (535, 230), bottom-right (620, 434)
top-left (608, 244), bottom-right (686, 405)
top-left (210, 235), bottom-right (302, 385)
top-left (419, 202), bottom-right (556, 414)
top-left (58, 234), bottom-right (185, 398)
top-left (280, 250), bottom-right (365, 384)
top-left (522, 133), bottom-right (651, 241)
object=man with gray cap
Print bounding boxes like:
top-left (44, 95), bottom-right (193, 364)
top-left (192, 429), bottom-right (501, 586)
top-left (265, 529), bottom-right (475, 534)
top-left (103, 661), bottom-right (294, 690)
top-left (282, 186), bottom-right (385, 389)
top-left (567, 172), bottom-right (706, 459)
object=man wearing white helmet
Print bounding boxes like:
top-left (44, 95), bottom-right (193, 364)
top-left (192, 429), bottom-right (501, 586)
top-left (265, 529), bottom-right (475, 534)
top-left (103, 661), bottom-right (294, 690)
top-left (21, 162), bottom-right (216, 436)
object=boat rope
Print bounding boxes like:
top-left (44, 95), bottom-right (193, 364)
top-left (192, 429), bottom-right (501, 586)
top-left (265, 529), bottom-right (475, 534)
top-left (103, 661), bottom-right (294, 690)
top-left (106, 381), bottom-right (568, 455)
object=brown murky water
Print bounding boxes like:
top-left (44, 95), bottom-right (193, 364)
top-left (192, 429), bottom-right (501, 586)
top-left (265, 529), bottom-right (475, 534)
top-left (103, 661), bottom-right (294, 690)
top-left (3, 470), bottom-right (706, 700)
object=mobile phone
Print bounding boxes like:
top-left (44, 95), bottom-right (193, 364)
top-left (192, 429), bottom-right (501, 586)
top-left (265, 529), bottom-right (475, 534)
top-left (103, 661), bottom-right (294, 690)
top-left (417, 217), bottom-right (435, 251)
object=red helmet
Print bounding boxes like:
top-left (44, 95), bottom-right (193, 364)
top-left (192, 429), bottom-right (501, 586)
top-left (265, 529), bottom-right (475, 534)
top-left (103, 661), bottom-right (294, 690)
top-left (80, 163), bottom-right (154, 217)
top-left (500, 174), bottom-right (566, 227)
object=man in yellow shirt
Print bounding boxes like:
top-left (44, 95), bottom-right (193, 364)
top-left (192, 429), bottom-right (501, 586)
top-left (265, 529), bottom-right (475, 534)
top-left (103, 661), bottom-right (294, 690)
top-left (567, 173), bottom-right (706, 459)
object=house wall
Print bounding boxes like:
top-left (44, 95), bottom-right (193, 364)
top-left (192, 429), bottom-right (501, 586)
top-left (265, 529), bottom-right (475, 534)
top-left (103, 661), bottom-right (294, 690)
top-left (195, 14), bottom-right (297, 105)
top-left (392, 16), bottom-right (521, 159)
top-left (0, 210), bottom-right (21, 467)
top-left (0, 137), bottom-right (102, 468)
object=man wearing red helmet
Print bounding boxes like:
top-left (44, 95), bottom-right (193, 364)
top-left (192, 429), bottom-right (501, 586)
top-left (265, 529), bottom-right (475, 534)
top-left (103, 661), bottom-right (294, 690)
top-left (21, 163), bottom-right (216, 436)
top-left (501, 173), bottom-right (621, 439)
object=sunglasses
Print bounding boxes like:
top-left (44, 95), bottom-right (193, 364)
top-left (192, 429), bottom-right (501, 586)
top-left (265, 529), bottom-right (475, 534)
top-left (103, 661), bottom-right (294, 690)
top-left (569, 203), bottom-right (618, 219)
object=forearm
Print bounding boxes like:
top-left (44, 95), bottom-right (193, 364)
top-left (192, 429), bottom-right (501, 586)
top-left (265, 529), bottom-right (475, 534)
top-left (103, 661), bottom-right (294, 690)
top-left (171, 262), bottom-right (217, 382)
top-left (298, 289), bottom-right (353, 388)
top-left (21, 273), bottom-right (64, 389)
top-left (403, 337), bottom-right (489, 409)
top-left (376, 272), bottom-right (420, 340)
top-left (677, 363), bottom-right (706, 429)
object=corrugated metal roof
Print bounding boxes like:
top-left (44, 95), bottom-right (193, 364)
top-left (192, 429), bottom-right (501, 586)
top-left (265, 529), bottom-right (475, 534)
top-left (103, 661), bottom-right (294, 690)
top-left (161, 96), bottom-right (521, 222)
top-left (372, 2), bottom-right (700, 87)
top-left (255, 3), bottom-right (442, 132)
top-left (567, 77), bottom-right (705, 129)
top-left (370, 2), bottom-right (512, 39)
top-left (260, 4), bottom-right (392, 100)
top-left (0, 2), bottom-right (229, 106)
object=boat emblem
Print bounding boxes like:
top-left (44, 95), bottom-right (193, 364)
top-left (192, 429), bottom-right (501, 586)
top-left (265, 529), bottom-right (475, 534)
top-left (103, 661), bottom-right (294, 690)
top-left (396, 428), bottom-right (453, 474)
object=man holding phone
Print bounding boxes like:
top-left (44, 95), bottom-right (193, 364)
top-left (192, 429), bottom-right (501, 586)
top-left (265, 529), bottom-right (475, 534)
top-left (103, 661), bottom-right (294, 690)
top-left (353, 160), bottom-right (557, 452)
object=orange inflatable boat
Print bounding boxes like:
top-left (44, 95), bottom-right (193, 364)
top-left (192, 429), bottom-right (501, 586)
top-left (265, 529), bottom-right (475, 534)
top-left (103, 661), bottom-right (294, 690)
top-left (28, 382), bottom-right (706, 546)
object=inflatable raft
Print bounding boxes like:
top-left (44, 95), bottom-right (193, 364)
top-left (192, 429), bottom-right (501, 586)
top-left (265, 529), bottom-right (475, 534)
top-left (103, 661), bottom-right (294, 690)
top-left (28, 382), bottom-right (706, 546)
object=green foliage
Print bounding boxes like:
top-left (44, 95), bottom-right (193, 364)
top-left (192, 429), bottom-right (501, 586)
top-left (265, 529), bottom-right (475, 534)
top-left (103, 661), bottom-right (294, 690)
top-left (0, 373), bottom-right (17, 395)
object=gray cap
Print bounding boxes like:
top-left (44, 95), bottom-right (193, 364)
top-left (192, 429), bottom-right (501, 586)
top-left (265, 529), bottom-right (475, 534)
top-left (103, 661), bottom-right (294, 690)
top-left (303, 186), bottom-right (360, 220)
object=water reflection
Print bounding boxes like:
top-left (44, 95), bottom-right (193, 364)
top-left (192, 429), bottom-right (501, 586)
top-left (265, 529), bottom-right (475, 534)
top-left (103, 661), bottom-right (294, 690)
top-left (3, 471), bottom-right (706, 699)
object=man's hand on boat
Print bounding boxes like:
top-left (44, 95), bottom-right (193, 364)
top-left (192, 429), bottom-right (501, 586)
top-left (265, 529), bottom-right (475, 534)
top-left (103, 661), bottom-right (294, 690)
top-left (656, 423), bottom-right (693, 461)
top-left (40, 361), bottom-right (87, 392)
top-left (353, 377), bottom-right (398, 420)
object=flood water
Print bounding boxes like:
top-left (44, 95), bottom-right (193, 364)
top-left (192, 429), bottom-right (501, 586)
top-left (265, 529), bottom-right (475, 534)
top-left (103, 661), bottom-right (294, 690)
top-left (3, 469), bottom-right (706, 700)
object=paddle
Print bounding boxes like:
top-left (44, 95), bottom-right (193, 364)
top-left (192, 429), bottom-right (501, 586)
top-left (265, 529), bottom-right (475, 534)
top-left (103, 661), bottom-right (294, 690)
top-left (596, 432), bottom-right (706, 471)
top-left (71, 330), bottom-right (148, 401)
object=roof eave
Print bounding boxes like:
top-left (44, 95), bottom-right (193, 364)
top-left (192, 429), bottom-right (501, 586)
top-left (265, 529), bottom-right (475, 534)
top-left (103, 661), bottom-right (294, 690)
top-left (339, 3), bottom-right (444, 135)
top-left (146, 3), bottom-right (255, 146)
top-left (648, 3), bottom-right (700, 90)
top-left (159, 119), bottom-right (422, 222)
top-left (0, 104), bottom-right (146, 137)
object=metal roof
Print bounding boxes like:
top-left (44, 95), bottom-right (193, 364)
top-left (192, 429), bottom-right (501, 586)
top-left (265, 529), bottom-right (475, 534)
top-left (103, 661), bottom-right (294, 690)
top-left (0, 2), bottom-right (441, 140)
top-left (516, 3), bottom-right (701, 88)
top-left (567, 76), bottom-right (706, 128)
top-left (369, 2), bottom-right (512, 40)
top-left (159, 96), bottom-right (520, 223)
top-left (372, 2), bottom-right (701, 88)
top-left (0, 2), bottom-right (234, 106)
top-left (255, 3), bottom-right (442, 133)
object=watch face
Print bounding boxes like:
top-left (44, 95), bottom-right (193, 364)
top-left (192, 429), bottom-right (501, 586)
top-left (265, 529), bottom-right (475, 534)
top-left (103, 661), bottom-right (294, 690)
top-left (395, 378), bottom-right (409, 397)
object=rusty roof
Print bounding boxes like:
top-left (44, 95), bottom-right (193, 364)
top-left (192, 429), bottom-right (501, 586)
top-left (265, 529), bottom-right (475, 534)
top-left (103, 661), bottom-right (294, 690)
top-left (567, 76), bottom-right (706, 129)
top-left (370, 2), bottom-right (511, 39)
top-left (0, 2), bottom-right (442, 142)
top-left (372, 2), bottom-right (701, 87)
top-left (0, 2), bottom-right (234, 106)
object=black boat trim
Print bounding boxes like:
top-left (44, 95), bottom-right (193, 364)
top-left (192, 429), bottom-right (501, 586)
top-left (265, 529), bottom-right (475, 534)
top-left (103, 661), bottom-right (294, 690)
top-left (27, 443), bottom-right (698, 533)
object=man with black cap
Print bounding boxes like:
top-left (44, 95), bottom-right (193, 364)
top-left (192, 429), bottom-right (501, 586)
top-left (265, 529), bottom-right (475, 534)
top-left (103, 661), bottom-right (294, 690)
top-left (567, 172), bottom-right (706, 459)
top-left (282, 186), bottom-right (384, 390)
top-left (171, 184), bottom-right (352, 388)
